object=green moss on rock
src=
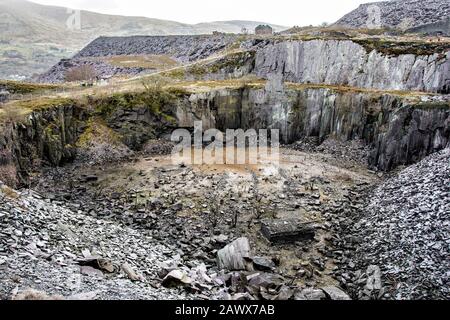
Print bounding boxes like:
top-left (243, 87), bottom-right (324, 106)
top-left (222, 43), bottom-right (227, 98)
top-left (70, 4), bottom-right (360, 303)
top-left (76, 118), bottom-right (123, 148)
top-left (92, 87), bottom-right (183, 120)
top-left (208, 51), bottom-right (256, 73)
top-left (353, 38), bottom-right (450, 57)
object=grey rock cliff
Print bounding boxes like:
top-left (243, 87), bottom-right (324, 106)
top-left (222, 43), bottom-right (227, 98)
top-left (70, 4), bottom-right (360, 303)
top-left (177, 86), bottom-right (450, 171)
top-left (254, 40), bottom-right (450, 93)
top-left (2, 86), bottom-right (449, 186)
top-left (0, 105), bottom-right (85, 184)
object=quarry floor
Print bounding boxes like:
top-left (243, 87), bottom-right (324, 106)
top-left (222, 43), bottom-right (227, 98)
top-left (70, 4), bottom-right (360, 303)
top-left (2, 139), bottom-right (448, 301)
top-left (1, 145), bottom-right (376, 299)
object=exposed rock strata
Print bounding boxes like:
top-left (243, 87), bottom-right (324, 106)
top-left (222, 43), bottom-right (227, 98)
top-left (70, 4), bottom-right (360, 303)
top-left (1, 86), bottom-right (449, 186)
top-left (254, 40), bottom-right (450, 93)
top-left (178, 87), bottom-right (450, 171)
top-left (0, 105), bottom-right (86, 184)
top-left (38, 36), bottom-right (450, 95)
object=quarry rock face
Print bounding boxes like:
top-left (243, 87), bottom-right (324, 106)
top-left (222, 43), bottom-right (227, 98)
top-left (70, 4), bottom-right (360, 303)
top-left (2, 85), bottom-right (449, 185)
top-left (0, 105), bottom-right (84, 184)
top-left (39, 35), bottom-right (450, 97)
top-left (179, 87), bottom-right (450, 171)
top-left (1, 1), bottom-right (449, 302)
top-left (254, 40), bottom-right (450, 93)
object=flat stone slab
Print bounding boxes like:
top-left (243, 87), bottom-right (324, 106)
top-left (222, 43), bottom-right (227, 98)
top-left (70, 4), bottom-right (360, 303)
top-left (260, 219), bottom-right (317, 244)
top-left (217, 237), bottom-right (251, 271)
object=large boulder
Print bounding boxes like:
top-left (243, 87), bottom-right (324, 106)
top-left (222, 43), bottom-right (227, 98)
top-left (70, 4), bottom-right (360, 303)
top-left (261, 219), bottom-right (317, 244)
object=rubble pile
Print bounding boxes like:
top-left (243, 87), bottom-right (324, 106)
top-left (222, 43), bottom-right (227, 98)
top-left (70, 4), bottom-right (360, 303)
top-left (329, 149), bottom-right (450, 300)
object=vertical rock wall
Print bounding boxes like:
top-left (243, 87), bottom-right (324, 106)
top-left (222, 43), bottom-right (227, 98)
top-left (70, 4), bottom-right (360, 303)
top-left (178, 87), bottom-right (450, 170)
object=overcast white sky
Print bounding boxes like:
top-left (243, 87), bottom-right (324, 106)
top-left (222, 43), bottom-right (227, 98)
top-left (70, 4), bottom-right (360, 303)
top-left (29, 0), bottom-right (387, 27)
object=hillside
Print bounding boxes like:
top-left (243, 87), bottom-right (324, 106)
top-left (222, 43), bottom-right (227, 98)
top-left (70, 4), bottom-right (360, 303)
top-left (335, 0), bottom-right (450, 32)
top-left (0, 0), bottom-right (286, 80)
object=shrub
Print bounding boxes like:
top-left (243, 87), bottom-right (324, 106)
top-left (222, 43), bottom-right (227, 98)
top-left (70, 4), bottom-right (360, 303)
top-left (76, 118), bottom-right (132, 164)
top-left (65, 65), bottom-right (97, 82)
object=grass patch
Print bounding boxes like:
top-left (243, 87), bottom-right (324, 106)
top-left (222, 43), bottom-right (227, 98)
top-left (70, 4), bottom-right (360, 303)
top-left (168, 78), bottom-right (266, 93)
top-left (186, 64), bottom-right (209, 77)
top-left (285, 82), bottom-right (434, 98)
top-left (181, 50), bottom-right (256, 80)
top-left (0, 80), bottom-right (59, 94)
top-left (0, 97), bottom-right (76, 122)
top-left (6, 97), bottom-right (76, 112)
top-left (353, 38), bottom-right (450, 56)
top-left (413, 101), bottom-right (450, 110)
top-left (161, 68), bottom-right (186, 80)
top-left (90, 81), bottom-right (182, 124)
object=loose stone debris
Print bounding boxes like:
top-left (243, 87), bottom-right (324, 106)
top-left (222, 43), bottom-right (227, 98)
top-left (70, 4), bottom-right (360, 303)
top-left (0, 144), bottom-right (448, 300)
top-left (329, 149), bottom-right (450, 300)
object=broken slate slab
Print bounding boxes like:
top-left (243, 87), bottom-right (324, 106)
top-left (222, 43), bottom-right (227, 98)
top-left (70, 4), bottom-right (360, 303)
top-left (162, 270), bottom-right (192, 288)
top-left (217, 237), bottom-right (251, 271)
top-left (252, 257), bottom-right (276, 271)
top-left (247, 273), bottom-right (285, 290)
top-left (77, 257), bottom-right (115, 273)
top-left (321, 286), bottom-right (351, 300)
top-left (294, 288), bottom-right (326, 300)
top-left (260, 219), bottom-right (317, 244)
top-left (121, 263), bottom-right (144, 282)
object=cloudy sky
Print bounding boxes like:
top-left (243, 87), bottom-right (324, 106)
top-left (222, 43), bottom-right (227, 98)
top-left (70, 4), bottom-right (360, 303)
top-left (29, 0), bottom-right (387, 27)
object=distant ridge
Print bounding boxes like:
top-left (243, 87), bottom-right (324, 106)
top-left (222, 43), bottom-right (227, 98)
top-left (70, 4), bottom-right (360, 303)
top-left (0, 0), bottom-right (286, 80)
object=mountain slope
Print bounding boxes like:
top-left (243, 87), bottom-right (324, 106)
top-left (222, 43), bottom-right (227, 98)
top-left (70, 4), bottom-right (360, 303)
top-left (0, 0), bottom-right (286, 80)
top-left (335, 0), bottom-right (450, 31)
